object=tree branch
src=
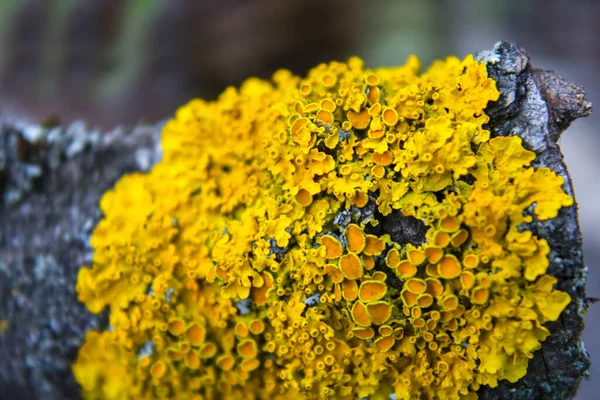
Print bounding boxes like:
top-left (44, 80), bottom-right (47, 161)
top-left (0, 42), bottom-right (591, 399)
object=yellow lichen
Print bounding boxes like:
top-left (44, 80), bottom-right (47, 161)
top-left (73, 53), bottom-right (573, 400)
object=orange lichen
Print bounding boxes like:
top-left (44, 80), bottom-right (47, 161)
top-left (358, 280), bottom-right (387, 302)
top-left (216, 355), bottom-right (235, 371)
top-left (339, 253), bottom-right (363, 280)
top-left (440, 216), bottom-right (460, 232)
top-left (199, 343), bottom-right (217, 358)
top-left (237, 339), bottom-right (258, 359)
top-left (463, 254), bottom-right (480, 269)
top-left (460, 271), bottom-right (476, 289)
top-left (150, 360), bottom-right (167, 378)
top-left (425, 246), bottom-right (444, 264)
top-left (342, 279), bottom-right (359, 301)
top-left (363, 235), bottom-right (385, 256)
top-left (367, 302), bottom-right (392, 325)
top-left (73, 53), bottom-right (573, 400)
top-left (472, 287), bottom-right (490, 305)
top-left (450, 229), bottom-right (469, 247)
top-left (434, 231), bottom-right (451, 247)
top-left (167, 318), bottom-right (185, 336)
top-left (396, 260), bottom-right (418, 279)
top-left (407, 246), bottom-right (426, 265)
top-left (351, 301), bottom-right (372, 327)
top-left (249, 320), bottom-right (265, 335)
top-left (438, 255), bottom-right (462, 279)
top-left (235, 323), bottom-right (249, 338)
top-left (375, 335), bottom-right (395, 352)
top-left (241, 359), bottom-right (261, 372)
top-left (353, 327), bottom-right (375, 340)
top-left (348, 109), bottom-right (370, 129)
top-left (426, 278), bottom-right (444, 298)
top-left (185, 323), bottom-right (206, 347)
top-left (185, 351), bottom-right (200, 369)
top-left (385, 248), bottom-right (401, 268)
top-left (295, 188), bottom-right (313, 207)
top-left (320, 235), bottom-right (343, 259)
top-left (362, 255), bottom-right (375, 271)
top-left (406, 278), bottom-right (428, 294)
top-left (344, 224), bottom-right (366, 253)
top-left (325, 264), bottom-right (344, 284)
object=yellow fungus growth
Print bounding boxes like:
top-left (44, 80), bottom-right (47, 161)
top-left (339, 253), bottom-right (363, 280)
top-left (73, 53), bottom-right (573, 400)
top-left (441, 295), bottom-right (459, 311)
top-left (352, 191), bottom-right (369, 208)
top-left (166, 348), bottom-right (185, 361)
top-left (358, 280), bottom-right (387, 302)
top-left (344, 224), bottom-right (366, 253)
top-left (382, 107), bottom-right (399, 126)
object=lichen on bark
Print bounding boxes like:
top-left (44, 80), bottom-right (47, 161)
top-left (0, 42), bottom-right (592, 399)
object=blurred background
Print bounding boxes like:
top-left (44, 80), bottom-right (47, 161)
top-left (0, 1), bottom-right (597, 398)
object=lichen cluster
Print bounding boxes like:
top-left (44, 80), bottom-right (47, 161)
top-left (73, 54), bottom-right (573, 399)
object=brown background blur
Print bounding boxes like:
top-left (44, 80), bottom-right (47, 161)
top-left (0, 1), bottom-right (597, 398)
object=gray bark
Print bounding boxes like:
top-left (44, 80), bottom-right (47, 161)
top-left (0, 41), bottom-right (592, 399)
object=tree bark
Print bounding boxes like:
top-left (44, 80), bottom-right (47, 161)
top-left (0, 41), bottom-right (592, 399)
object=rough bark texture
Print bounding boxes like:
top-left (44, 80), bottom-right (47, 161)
top-left (0, 121), bottom-right (162, 400)
top-left (0, 42), bottom-right (592, 399)
top-left (475, 41), bottom-right (591, 399)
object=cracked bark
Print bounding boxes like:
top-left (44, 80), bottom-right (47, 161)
top-left (0, 41), bottom-right (592, 399)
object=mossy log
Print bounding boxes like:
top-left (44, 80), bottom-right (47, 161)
top-left (0, 41), bottom-right (591, 399)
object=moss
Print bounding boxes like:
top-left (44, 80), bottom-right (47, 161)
top-left (73, 53), bottom-right (573, 399)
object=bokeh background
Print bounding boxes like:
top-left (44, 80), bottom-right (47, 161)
top-left (0, 1), bottom-right (597, 398)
